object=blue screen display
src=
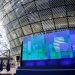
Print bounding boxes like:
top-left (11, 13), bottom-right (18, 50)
top-left (22, 30), bottom-right (75, 61)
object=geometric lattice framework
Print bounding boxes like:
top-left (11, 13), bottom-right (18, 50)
top-left (0, 0), bottom-right (75, 56)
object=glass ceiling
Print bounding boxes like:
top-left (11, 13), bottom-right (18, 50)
top-left (0, 0), bottom-right (75, 56)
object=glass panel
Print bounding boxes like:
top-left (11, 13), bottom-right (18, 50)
top-left (5, 0), bottom-right (9, 2)
top-left (0, 8), bottom-right (6, 18)
top-left (3, 0), bottom-right (10, 6)
top-left (42, 20), bottom-right (55, 31)
top-left (54, 18), bottom-right (67, 29)
top-left (5, 28), bottom-right (9, 34)
top-left (12, 48), bottom-right (18, 55)
top-left (22, 25), bottom-right (32, 35)
top-left (10, 41), bottom-right (16, 48)
top-left (0, 0), bottom-right (4, 5)
top-left (17, 46), bottom-right (21, 54)
top-left (15, 6), bottom-right (25, 18)
top-left (28, 12), bottom-right (40, 23)
top-left (10, 0), bottom-right (15, 7)
top-left (3, 15), bottom-right (9, 25)
top-left (17, 46), bottom-right (21, 51)
top-left (4, 2), bottom-right (13, 13)
top-left (50, 0), bottom-right (65, 7)
top-left (19, 37), bottom-right (22, 44)
top-left (19, 15), bottom-right (29, 26)
top-left (12, 4), bottom-right (17, 10)
top-left (11, 20), bottom-right (20, 29)
top-left (52, 6), bottom-right (66, 18)
top-left (11, 0), bottom-right (19, 6)
top-left (8, 11), bottom-right (16, 21)
top-left (21, 0), bottom-right (33, 4)
top-left (31, 22), bottom-right (43, 33)
top-left (10, 0), bottom-right (18, 8)
top-left (15, 28), bottom-right (23, 37)
top-left (65, 0), bottom-right (75, 5)
top-left (68, 17), bottom-right (75, 27)
top-left (35, 0), bottom-right (50, 10)
top-left (39, 9), bottom-right (52, 20)
top-left (12, 0), bottom-right (22, 9)
top-left (24, 2), bottom-right (36, 14)
top-left (15, 0), bottom-right (22, 8)
top-left (3, 24), bottom-right (9, 34)
top-left (67, 5), bottom-right (75, 16)
top-left (10, 31), bottom-right (17, 39)
top-left (14, 39), bottom-right (20, 46)
top-left (7, 23), bottom-right (14, 32)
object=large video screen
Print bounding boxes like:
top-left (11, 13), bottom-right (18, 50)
top-left (22, 30), bottom-right (75, 60)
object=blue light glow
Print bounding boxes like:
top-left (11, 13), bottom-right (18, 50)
top-left (22, 30), bottom-right (75, 66)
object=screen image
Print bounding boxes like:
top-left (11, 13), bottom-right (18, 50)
top-left (22, 30), bottom-right (75, 61)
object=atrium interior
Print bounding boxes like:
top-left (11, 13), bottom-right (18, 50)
top-left (0, 0), bottom-right (75, 75)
